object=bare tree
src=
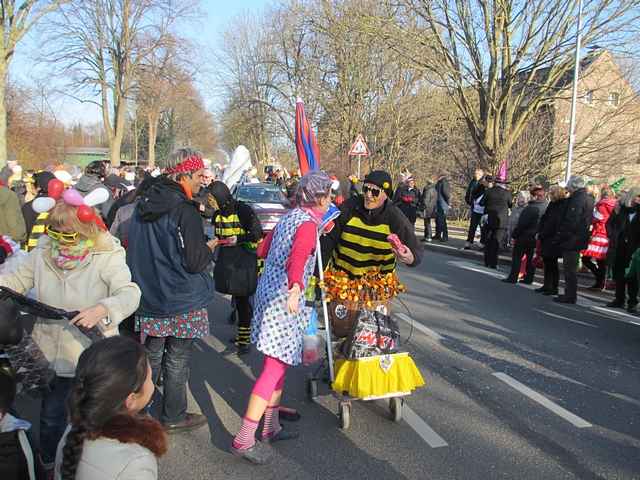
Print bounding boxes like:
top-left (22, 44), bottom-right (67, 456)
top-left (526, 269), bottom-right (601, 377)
top-left (136, 35), bottom-right (192, 167)
top-left (42, 0), bottom-right (196, 166)
top-left (373, 0), bottom-right (640, 173)
top-left (0, 0), bottom-right (69, 167)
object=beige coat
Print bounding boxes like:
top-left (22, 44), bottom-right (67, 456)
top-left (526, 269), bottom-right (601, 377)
top-left (0, 234), bottom-right (141, 377)
top-left (54, 429), bottom-right (157, 480)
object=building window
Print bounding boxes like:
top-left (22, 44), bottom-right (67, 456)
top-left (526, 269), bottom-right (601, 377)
top-left (608, 92), bottom-right (620, 107)
top-left (584, 90), bottom-right (594, 105)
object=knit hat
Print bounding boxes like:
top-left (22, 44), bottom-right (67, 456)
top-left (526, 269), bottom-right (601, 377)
top-left (364, 170), bottom-right (393, 198)
top-left (33, 171), bottom-right (55, 193)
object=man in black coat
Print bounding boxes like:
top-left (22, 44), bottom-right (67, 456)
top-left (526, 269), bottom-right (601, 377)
top-left (482, 179), bottom-right (513, 268)
top-left (606, 188), bottom-right (640, 312)
top-left (433, 173), bottom-right (451, 241)
top-left (552, 176), bottom-right (595, 304)
top-left (393, 175), bottom-right (420, 225)
top-left (419, 178), bottom-right (437, 242)
top-left (465, 169), bottom-right (487, 248)
top-left (502, 185), bottom-right (548, 283)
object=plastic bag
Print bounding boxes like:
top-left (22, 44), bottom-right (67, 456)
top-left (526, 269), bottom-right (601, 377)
top-left (302, 334), bottom-right (322, 366)
top-left (302, 309), bottom-right (321, 365)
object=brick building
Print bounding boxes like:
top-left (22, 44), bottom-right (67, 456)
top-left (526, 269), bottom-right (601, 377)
top-left (547, 50), bottom-right (640, 184)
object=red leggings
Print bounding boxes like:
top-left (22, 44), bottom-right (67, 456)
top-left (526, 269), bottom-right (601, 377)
top-left (251, 355), bottom-right (288, 401)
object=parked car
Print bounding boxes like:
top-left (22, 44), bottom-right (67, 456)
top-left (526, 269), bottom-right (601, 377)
top-left (233, 182), bottom-right (291, 233)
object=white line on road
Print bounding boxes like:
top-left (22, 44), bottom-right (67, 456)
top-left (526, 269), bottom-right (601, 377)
top-left (403, 404), bottom-right (449, 448)
top-left (396, 313), bottom-right (444, 341)
top-left (591, 306), bottom-right (640, 326)
top-left (447, 260), bottom-right (504, 279)
top-left (492, 373), bottom-right (592, 428)
top-left (534, 309), bottom-right (599, 328)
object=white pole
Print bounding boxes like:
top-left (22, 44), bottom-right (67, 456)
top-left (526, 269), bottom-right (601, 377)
top-left (357, 157), bottom-right (361, 179)
top-left (565, 0), bottom-right (584, 183)
top-left (316, 236), bottom-right (335, 383)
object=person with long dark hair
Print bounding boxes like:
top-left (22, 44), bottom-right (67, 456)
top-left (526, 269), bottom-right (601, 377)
top-left (55, 336), bottom-right (166, 480)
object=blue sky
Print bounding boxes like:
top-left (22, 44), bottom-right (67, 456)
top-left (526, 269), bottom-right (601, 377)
top-left (11, 0), bottom-right (270, 125)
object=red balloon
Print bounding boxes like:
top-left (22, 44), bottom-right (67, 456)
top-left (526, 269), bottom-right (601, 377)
top-left (76, 205), bottom-right (95, 223)
top-left (48, 179), bottom-right (65, 199)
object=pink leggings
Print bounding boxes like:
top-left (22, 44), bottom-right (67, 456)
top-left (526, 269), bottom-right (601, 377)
top-left (251, 355), bottom-right (289, 402)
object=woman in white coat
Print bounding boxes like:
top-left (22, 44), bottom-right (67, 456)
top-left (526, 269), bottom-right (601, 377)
top-left (55, 336), bottom-right (165, 480)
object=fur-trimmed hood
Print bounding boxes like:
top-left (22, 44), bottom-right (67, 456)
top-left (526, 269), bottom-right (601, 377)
top-left (92, 414), bottom-right (167, 457)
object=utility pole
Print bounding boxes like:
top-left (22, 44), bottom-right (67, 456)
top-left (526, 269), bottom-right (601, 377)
top-left (565, 0), bottom-right (584, 183)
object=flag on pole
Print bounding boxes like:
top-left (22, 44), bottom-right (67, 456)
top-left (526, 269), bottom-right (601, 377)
top-left (295, 98), bottom-right (320, 175)
top-left (497, 160), bottom-right (508, 182)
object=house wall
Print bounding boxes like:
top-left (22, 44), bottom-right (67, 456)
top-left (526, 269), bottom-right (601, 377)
top-left (551, 52), bottom-right (640, 185)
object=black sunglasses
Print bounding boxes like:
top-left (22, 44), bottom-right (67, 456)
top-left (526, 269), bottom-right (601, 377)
top-left (362, 185), bottom-right (382, 197)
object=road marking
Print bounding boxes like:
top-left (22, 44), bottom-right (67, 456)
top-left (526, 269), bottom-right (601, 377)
top-left (493, 373), bottom-right (592, 428)
top-left (403, 404), bottom-right (449, 448)
top-left (534, 309), bottom-right (598, 328)
top-left (591, 306), bottom-right (640, 326)
top-left (447, 260), bottom-right (504, 279)
top-left (396, 313), bottom-right (444, 341)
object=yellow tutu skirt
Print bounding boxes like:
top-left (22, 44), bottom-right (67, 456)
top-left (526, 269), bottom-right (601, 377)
top-left (332, 352), bottom-right (425, 400)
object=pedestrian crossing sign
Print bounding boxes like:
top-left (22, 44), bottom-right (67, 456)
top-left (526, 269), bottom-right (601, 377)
top-left (349, 134), bottom-right (370, 156)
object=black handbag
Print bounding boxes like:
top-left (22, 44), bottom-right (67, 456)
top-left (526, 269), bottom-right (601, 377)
top-left (214, 246), bottom-right (258, 296)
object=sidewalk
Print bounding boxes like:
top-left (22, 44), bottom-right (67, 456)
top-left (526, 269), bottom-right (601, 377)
top-left (413, 222), bottom-right (615, 302)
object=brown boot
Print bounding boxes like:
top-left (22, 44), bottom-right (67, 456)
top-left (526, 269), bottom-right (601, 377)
top-left (163, 413), bottom-right (207, 433)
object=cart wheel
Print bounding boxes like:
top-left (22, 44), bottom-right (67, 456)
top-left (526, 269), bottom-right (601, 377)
top-left (307, 378), bottom-right (318, 401)
top-left (389, 397), bottom-right (403, 422)
top-left (338, 401), bottom-right (351, 430)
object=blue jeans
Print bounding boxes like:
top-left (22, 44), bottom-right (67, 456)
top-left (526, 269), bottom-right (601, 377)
top-left (145, 336), bottom-right (194, 424)
top-left (40, 376), bottom-right (74, 464)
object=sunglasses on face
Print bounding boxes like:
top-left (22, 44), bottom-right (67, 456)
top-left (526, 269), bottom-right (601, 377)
top-left (362, 185), bottom-right (382, 197)
top-left (46, 226), bottom-right (79, 244)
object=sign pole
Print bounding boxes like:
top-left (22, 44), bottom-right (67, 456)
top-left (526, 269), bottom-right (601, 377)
top-left (349, 134), bottom-right (370, 179)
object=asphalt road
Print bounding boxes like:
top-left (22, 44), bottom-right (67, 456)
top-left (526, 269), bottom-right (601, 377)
top-left (153, 251), bottom-right (640, 480)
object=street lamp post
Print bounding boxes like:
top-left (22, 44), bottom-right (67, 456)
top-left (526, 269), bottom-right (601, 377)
top-left (565, 0), bottom-right (584, 183)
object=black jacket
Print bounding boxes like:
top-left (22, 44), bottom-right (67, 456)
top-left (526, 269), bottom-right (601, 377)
top-left (608, 205), bottom-right (640, 262)
top-left (420, 183), bottom-right (437, 218)
top-left (552, 188), bottom-right (595, 252)
top-left (127, 177), bottom-right (214, 317)
top-left (321, 196), bottom-right (423, 269)
top-left (538, 199), bottom-right (567, 258)
top-left (209, 182), bottom-right (263, 245)
top-left (482, 186), bottom-right (512, 229)
top-left (512, 199), bottom-right (548, 244)
top-left (435, 177), bottom-right (451, 208)
top-left (465, 179), bottom-right (481, 206)
top-left (393, 185), bottom-right (420, 224)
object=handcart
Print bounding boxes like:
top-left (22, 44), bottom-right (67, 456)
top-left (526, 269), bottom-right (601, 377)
top-left (306, 240), bottom-right (425, 430)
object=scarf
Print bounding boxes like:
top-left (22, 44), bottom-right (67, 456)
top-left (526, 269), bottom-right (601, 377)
top-left (50, 238), bottom-right (94, 270)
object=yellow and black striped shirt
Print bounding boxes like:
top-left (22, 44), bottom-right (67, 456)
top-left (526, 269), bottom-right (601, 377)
top-left (333, 215), bottom-right (396, 277)
top-left (24, 212), bottom-right (49, 252)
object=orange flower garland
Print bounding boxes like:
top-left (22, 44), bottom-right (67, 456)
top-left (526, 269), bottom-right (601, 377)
top-left (320, 268), bottom-right (406, 307)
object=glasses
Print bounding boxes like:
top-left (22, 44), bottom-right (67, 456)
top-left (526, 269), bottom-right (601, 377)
top-left (362, 185), bottom-right (382, 197)
top-left (46, 226), bottom-right (79, 244)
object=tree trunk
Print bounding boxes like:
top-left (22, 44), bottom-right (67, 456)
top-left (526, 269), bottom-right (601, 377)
top-left (109, 93), bottom-right (128, 167)
top-left (0, 60), bottom-right (7, 168)
top-left (147, 111), bottom-right (159, 169)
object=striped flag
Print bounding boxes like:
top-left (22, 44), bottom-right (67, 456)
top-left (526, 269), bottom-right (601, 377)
top-left (295, 98), bottom-right (320, 175)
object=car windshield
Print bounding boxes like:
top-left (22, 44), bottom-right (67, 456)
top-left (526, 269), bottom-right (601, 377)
top-left (236, 185), bottom-right (287, 204)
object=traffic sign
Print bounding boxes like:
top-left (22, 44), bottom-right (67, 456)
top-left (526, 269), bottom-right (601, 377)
top-left (349, 134), bottom-right (369, 156)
